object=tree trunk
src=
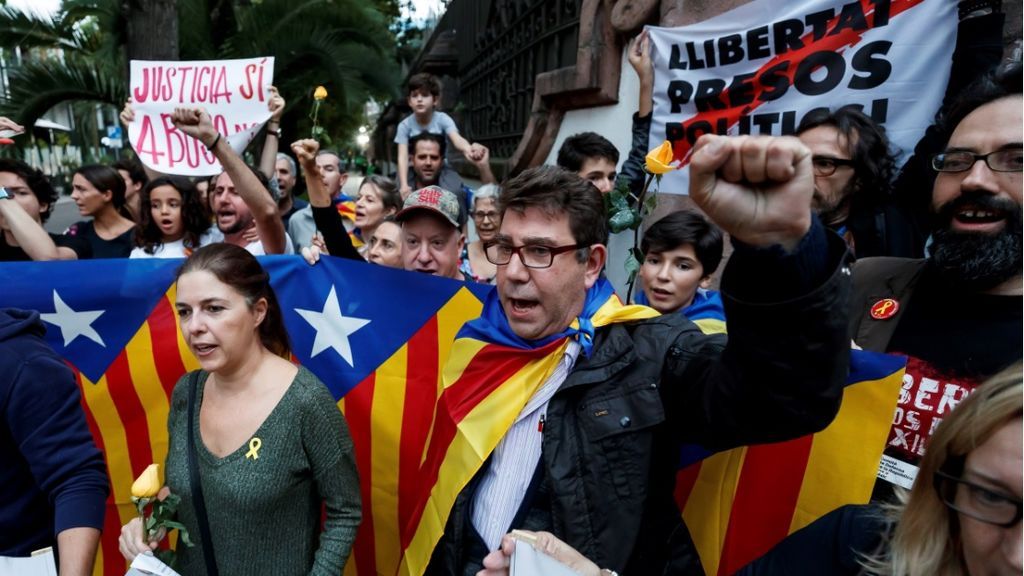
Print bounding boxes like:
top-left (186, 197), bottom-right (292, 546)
top-left (125, 0), bottom-right (179, 62)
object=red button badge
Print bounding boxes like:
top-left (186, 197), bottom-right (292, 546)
top-left (870, 298), bottom-right (899, 320)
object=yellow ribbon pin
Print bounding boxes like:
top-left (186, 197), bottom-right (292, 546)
top-left (245, 437), bottom-right (262, 460)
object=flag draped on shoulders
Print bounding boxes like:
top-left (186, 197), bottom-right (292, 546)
top-left (397, 278), bottom-right (658, 575)
top-left (673, 349), bottom-right (906, 575)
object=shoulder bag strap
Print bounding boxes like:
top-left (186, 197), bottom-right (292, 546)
top-left (188, 371), bottom-right (220, 576)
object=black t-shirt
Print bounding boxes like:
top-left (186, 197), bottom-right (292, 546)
top-left (873, 265), bottom-right (1022, 498)
top-left (65, 220), bottom-right (135, 259)
top-left (0, 232), bottom-right (92, 261)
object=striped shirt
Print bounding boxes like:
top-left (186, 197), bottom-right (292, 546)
top-left (470, 341), bottom-right (582, 550)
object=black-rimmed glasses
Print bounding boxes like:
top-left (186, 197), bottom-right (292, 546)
top-left (931, 148), bottom-right (1023, 173)
top-left (484, 242), bottom-right (582, 269)
top-left (812, 155), bottom-right (857, 177)
top-left (934, 470), bottom-right (1022, 528)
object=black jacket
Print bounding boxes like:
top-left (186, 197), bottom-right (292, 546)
top-left (428, 228), bottom-right (852, 575)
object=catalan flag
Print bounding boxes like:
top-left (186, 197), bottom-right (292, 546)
top-left (673, 349), bottom-right (906, 575)
top-left (397, 278), bottom-right (659, 574)
top-left (635, 288), bottom-right (726, 335)
top-left (0, 256), bottom-right (490, 576)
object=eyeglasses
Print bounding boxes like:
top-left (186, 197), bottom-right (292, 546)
top-left (931, 148), bottom-right (1024, 173)
top-left (811, 156), bottom-right (857, 177)
top-left (934, 470), bottom-right (1023, 528)
top-left (484, 242), bottom-right (582, 269)
top-left (472, 210), bottom-right (499, 221)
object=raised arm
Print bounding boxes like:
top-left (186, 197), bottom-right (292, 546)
top-left (471, 144), bottom-right (496, 185)
top-left (259, 86), bottom-right (286, 180)
top-left (617, 31), bottom-right (655, 196)
top-left (397, 142), bottom-right (411, 195)
top-left (0, 196), bottom-right (67, 260)
top-left (172, 107), bottom-right (288, 253)
top-left (292, 139), bottom-right (361, 260)
top-left (119, 100), bottom-right (165, 183)
top-left (669, 135), bottom-right (849, 448)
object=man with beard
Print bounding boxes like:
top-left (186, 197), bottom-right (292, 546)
top-left (796, 107), bottom-right (913, 259)
top-left (407, 132), bottom-right (475, 228)
top-left (288, 149), bottom-right (348, 252)
top-left (171, 107), bottom-right (292, 255)
top-left (849, 65), bottom-right (1022, 499)
top-left (275, 153), bottom-right (307, 227)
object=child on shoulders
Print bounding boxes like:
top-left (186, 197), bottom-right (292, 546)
top-left (394, 73), bottom-right (486, 196)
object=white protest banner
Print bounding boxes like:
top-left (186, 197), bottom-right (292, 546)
top-left (647, 0), bottom-right (956, 194)
top-left (127, 57), bottom-right (275, 176)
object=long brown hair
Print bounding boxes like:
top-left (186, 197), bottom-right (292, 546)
top-left (176, 244), bottom-right (291, 357)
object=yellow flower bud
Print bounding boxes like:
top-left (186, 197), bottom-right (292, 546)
top-left (131, 464), bottom-right (161, 499)
top-left (645, 140), bottom-right (676, 175)
top-left (313, 86), bottom-right (328, 101)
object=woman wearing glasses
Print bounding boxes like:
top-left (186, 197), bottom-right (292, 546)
top-left (461, 184), bottom-right (500, 283)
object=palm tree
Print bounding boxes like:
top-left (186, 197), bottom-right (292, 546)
top-left (0, 0), bottom-right (399, 147)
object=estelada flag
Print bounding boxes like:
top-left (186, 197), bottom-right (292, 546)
top-left (0, 256), bottom-right (490, 576)
top-left (673, 349), bottom-right (906, 575)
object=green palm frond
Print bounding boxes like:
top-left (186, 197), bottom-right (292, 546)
top-left (178, 0), bottom-right (217, 60)
top-left (0, 55), bottom-right (126, 129)
top-left (0, 6), bottom-right (86, 50)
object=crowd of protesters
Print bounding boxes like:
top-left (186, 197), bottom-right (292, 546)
top-left (1, 2), bottom-right (1022, 575)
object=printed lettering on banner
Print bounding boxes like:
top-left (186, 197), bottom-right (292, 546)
top-left (127, 57), bottom-right (275, 176)
top-left (646, 0), bottom-right (956, 194)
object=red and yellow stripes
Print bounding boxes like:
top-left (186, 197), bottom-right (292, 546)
top-left (76, 287), bottom-right (195, 576)
top-left (677, 362), bottom-right (904, 575)
top-left (342, 287), bottom-right (483, 576)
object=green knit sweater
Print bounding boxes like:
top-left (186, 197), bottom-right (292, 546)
top-left (165, 366), bottom-right (361, 576)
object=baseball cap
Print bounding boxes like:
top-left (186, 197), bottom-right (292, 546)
top-left (395, 185), bottom-right (460, 228)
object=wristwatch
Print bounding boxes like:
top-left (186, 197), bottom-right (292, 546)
top-left (267, 124), bottom-right (281, 139)
top-left (0, 186), bottom-right (11, 200)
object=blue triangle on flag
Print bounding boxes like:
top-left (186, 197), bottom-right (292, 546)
top-left (0, 259), bottom-right (180, 382)
top-left (264, 256), bottom-right (488, 399)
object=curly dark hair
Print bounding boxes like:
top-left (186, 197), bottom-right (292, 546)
top-left (798, 105), bottom-right (897, 228)
top-left (0, 158), bottom-right (57, 222)
top-left (135, 176), bottom-right (211, 254)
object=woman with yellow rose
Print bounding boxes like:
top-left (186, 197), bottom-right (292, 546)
top-left (118, 243), bottom-right (361, 575)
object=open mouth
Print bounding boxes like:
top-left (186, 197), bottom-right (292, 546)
top-left (192, 343), bottom-right (218, 356)
top-left (649, 287), bottom-right (673, 298)
top-left (954, 207), bottom-right (1004, 224)
top-left (507, 298), bottom-right (539, 315)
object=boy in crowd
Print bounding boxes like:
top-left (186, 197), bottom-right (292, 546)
top-left (394, 73), bottom-right (486, 196)
top-left (636, 211), bottom-right (726, 334)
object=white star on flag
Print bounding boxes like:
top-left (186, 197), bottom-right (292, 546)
top-left (40, 290), bottom-right (106, 347)
top-left (295, 285), bottom-right (370, 367)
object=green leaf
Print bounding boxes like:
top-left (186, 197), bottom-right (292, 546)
top-left (643, 193), bottom-right (658, 216)
top-left (624, 249), bottom-right (640, 282)
top-left (608, 209), bottom-right (636, 234)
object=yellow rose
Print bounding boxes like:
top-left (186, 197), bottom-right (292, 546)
top-left (313, 86), bottom-right (328, 101)
top-left (131, 464), bottom-right (161, 499)
top-left (645, 141), bottom-right (676, 175)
